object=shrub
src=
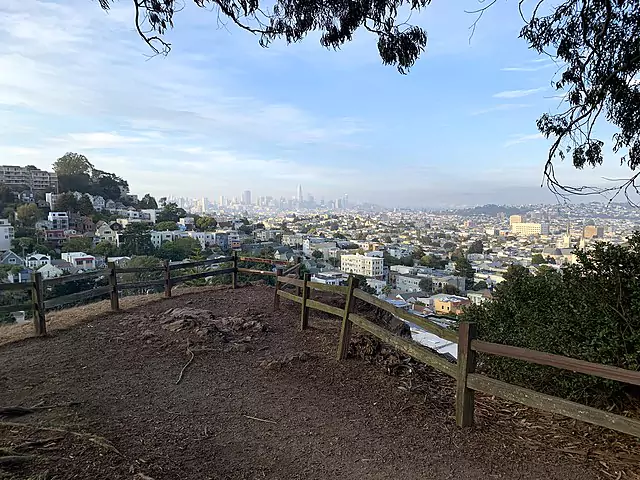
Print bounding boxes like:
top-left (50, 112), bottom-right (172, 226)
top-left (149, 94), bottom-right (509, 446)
top-left (462, 234), bottom-right (640, 409)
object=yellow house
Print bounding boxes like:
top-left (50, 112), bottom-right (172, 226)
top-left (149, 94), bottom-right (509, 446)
top-left (434, 296), bottom-right (470, 315)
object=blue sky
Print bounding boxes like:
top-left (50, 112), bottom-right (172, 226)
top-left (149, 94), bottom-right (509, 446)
top-left (0, 0), bottom-right (632, 207)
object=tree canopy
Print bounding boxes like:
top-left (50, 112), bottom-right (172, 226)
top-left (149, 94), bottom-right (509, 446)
top-left (98, 0), bottom-right (429, 73)
top-left (53, 152), bottom-right (93, 176)
top-left (96, 0), bottom-right (640, 201)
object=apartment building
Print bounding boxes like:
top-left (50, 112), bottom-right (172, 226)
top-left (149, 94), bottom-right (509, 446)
top-left (509, 214), bottom-right (523, 225)
top-left (511, 222), bottom-right (550, 236)
top-left (0, 166), bottom-right (58, 192)
top-left (0, 219), bottom-right (15, 251)
top-left (583, 225), bottom-right (605, 239)
top-left (340, 254), bottom-right (384, 278)
top-left (48, 212), bottom-right (70, 230)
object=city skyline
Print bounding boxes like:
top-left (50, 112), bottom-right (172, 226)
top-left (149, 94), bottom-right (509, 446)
top-left (0, 0), bottom-right (635, 207)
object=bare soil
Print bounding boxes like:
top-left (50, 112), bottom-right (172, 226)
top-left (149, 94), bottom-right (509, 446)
top-left (0, 285), bottom-right (637, 480)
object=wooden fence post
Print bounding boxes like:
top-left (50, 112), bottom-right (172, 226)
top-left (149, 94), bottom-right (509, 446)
top-left (273, 267), bottom-right (283, 311)
top-left (456, 321), bottom-right (477, 427)
top-left (300, 273), bottom-right (311, 330)
top-left (164, 260), bottom-right (172, 298)
top-left (295, 256), bottom-right (302, 296)
top-left (108, 262), bottom-right (119, 311)
top-left (232, 251), bottom-right (238, 289)
top-left (336, 276), bottom-right (359, 360)
top-left (31, 272), bottom-right (46, 336)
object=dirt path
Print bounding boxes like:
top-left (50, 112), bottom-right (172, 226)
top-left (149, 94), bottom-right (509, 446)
top-left (0, 286), bottom-right (619, 479)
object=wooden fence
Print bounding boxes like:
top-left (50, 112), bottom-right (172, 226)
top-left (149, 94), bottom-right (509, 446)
top-left (2, 255), bottom-right (639, 438)
top-left (273, 273), bottom-right (640, 439)
top-left (0, 253), bottom-right (299, 337)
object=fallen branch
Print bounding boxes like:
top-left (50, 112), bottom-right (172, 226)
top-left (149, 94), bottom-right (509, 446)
top-left (0, 454), bottom-right (35, 466)
top-left (0, 402), bottom-right (79, 418)
top-left (0, 421), bottom-right (122, 456)
top-left (242, 415), bottom-right (277, 424)
top-left (176, 341), bottom-right (195, 385)
top-left (14, 436), bottom-right (64, 450)
top-left (0, 406), bottom-right (34, 417)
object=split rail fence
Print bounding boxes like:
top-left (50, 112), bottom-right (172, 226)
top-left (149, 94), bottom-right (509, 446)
top-left (1, 254), bottom-right (639, 439)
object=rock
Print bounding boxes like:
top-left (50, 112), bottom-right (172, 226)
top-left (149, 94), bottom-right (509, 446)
top-left (232, 343), bottom-right (253, 353)
top-left (141, 330), bottom-right (155, 339)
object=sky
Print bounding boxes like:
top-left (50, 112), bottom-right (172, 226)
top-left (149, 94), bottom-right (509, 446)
top-left (0, 0), bottom-right (634, 207)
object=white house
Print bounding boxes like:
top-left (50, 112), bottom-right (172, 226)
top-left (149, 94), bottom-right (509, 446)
top-left (61, 252), bottom-right (96, 270)
top-left (90, 195), bottom-right (106, 212)
top-left (0, 219), bottom-right (15, 252)
top-left (25, 253), bottom-right (51, 269)
top-left (150, 230), bottom-right (188, 248)
top-left (37, 263), bottom-right (65, 279)
top-left (140, 209), bottom-right (158, 223)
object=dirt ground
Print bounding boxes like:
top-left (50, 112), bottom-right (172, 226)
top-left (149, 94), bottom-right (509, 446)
top-left (0, 285), bottom-right (638, 480)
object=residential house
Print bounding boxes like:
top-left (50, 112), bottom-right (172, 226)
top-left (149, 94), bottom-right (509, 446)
top-left (185, 231), bottom-right (216, 249)
top-left (61, 252), bottom-right (96, 270)
top-left (255, 229), bottom-right (282, 242)
top-left (366, 278), bottom-right (387, 295)
top-left (0, 250), bottom-right (24, 267)
top-left (467, 290), bottom-right (493, 306)
top-left (178, 217), bottom-right (195, 230)
top-left (51, 259), bottom-right (74, 273)
top-left (140, 209), bottom-right (157, 224)
top-left (303, 237), bottom-right (336, 255)
top-left (90, 195), bottom-right (106, 211)
top-left (105, 199), bottom-right (117, 211)
top-left (433, 295), bottom-right (470, 316)
top-left (69, 214), bottom-right (96, 234)
top-left (44, 230), bottom-right (67, 247)
top-left (7, 268), bottom-right (33, 283)
top-left (95, 221), bottom-right (122, 245)
top-left (273, 246), bottom-right (295, 263)
top-left (25, 253), bottom-right (51, 269)
top-left (0, 219), bottom-right (15, 251)
top-left (432, 274), bottom-right (466, 292)
top-left (150, 230), bottom-right (187, 248)
top-left (37, 263), bottom-right (65, 279)
top-left (395, 274), bottom-right (423, 293)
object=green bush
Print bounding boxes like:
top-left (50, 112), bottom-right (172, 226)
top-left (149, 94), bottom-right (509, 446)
top-left (462, 234), bottom-right (640, 409)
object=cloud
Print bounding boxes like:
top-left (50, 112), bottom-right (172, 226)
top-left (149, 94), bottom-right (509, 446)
top-left (501, 64), bottom-right (555, 72)
top-left (471, 103), bottom-right (531, 116)
top-left (503, 133), bottom-right (545, 147)
top-left (493, 87), bottom-right (546, 98)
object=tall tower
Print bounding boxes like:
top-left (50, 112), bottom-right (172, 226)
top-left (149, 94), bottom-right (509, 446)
top-left (297, 184), bottom-right (303, 204)
top-left (343, 193), bottom-right (348, 210)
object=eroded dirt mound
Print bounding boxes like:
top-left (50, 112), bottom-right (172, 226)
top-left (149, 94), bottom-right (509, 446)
top-left (158, 307), bottom-right (268, 340)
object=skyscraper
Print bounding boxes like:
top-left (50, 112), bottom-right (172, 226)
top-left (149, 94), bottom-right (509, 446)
top-left (242, 190), bottom-right (252, 206)
top-left (343, 193), bottom-right (348, 210)
top-left (219, 195), bottom-right (226, 207)
top-left (297, 184), bottom-right (303, 204)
